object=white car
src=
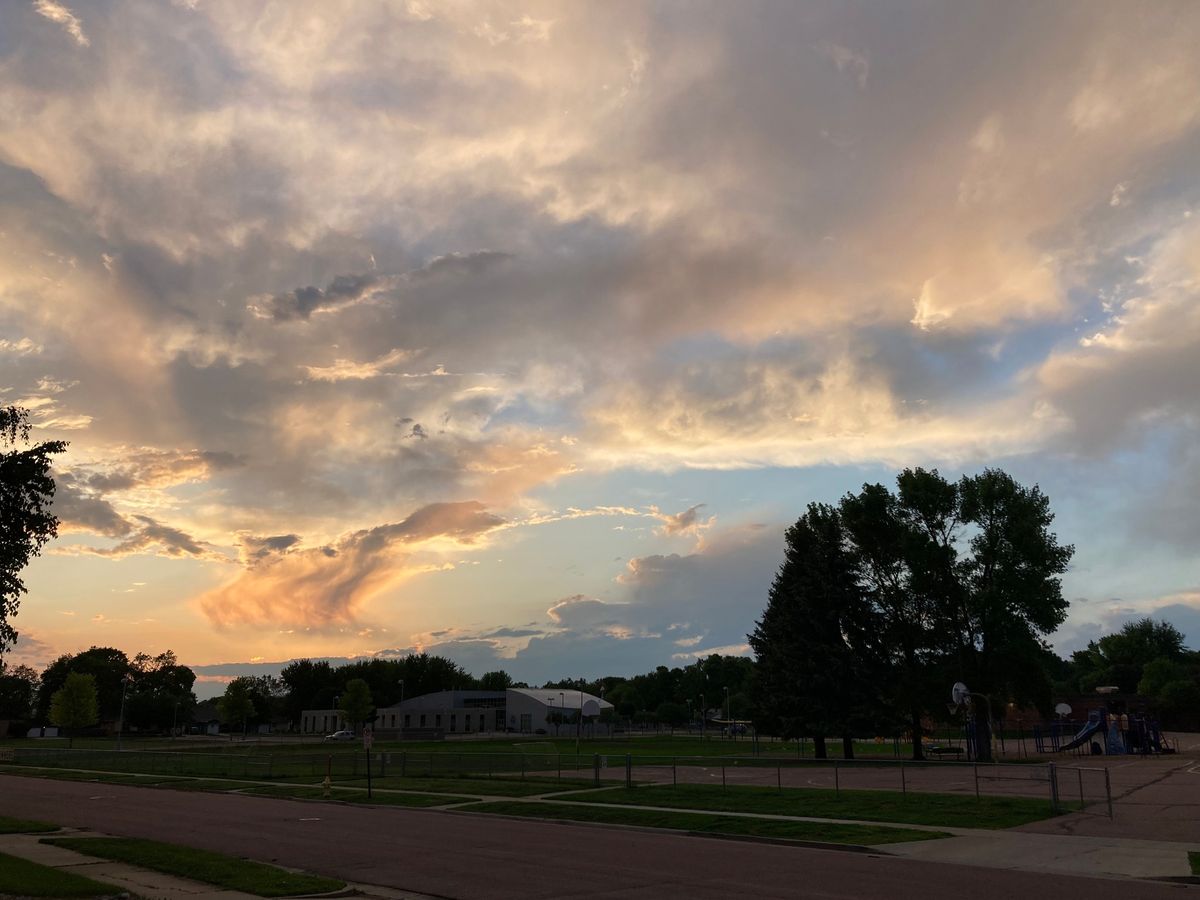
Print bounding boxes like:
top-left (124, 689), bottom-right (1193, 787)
top-left (323, 730), bottom-right (354, 742)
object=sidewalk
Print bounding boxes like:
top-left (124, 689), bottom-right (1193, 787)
top-left (884, 830), bottom-right (1195, 881)
top-left (475, 791), bottom-right (1199, 882)
top-left (0, 831), bottom-right (259, 899)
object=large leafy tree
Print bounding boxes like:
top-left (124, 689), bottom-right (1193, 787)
top-left (337, 678), bottom-right (374, 732)
top-left (218, 677), bottom-right (257, 738)
top-left (750, 504), bottom-right (884, 759)
top-left (0, 661), bottom-right (38, 723)
top-left (125, 651), bottom-right (197, 733)
top-left (751, 468), bottom-right (1072, 762)
top-left (49, 672), bottom-right (98, 747)
top-left (0, 406), bottom-right (67, 653)
top-left (37, 647), bottom-right (131, 722)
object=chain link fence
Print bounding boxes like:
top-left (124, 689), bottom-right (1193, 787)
top-left (6, 746), bottom-right (1111, 816)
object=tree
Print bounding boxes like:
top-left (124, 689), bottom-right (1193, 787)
top-left (218, 677), bottom-right (257, 738)
top-left (478, 670), bottom-right (514, 691)
top-left (338, 678), bottom-right (374, 733)
top-left (0, 406), bottom-right (67, 653)
top-left (38, 648), bottom-right (131, 722)
top-left (125, 651), bottom-right (196, 733)
top-left (751, 468), bottom-right (1073, 762)
top-left (0, 661), bottom-right (38, 726)
top-left (750, 503), bottom-right (883, 759)
top-left (49, 672), bottom-right (98, 747)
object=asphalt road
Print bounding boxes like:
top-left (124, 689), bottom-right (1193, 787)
top-left (2, 775), bottom-right (1192, 899)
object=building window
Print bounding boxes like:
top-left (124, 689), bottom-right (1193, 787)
top-left (480, 714), bottom-right (486, 731)
top-left (520, 713), bottom-right (532, 733)
top-left (420, 714), bottom-right (426, 727)
top-left (450, 714), bottom-right (456, 732)
top-left (404, 714), bottom-right (411, 728)
top-left (435, 714), bottom-right (442, 728)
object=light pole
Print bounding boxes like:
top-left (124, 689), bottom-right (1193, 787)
top-left (687, 698), bottom-right (693, 731)
top-left (577, 686), bottom-right (582, 755)
top-left (117, 675), bottom-right (131, 750)
top-left (724, 687), bottom-right (730, 740)
top-left (559, 692), bottom-right (565, 739)
top-left (398, 680), bottom-right (405, 742)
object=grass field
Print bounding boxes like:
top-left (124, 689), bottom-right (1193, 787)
top-left (457, 801), bottom-right (948, 845)
top-left (0, 815), bottom-right (58, 833)
top-left (44, 837), bottom-right (344, 897)
top-left (556, 784), bottom-right (1058, 829)
top-left (0, 851), bottom-right (120, 898)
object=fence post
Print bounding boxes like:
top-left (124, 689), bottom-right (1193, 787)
top-left (1047, 762), bottom-right (1059, 812)
top-left (593, 753), bottom-right (600, 787)
top-left (558, 753), bottom-right (561, 782)
top-left (1077, 768), bottom-right (1085, 811)
top-left (834, 761), bottom-right (839, 797)
top-left (1104, 768), bottom-right (1113, 819)
top-left (625, 753), bottom-right (632, 789)
top-left (973, 763), bottom-right (980, 800)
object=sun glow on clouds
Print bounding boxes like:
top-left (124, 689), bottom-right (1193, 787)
top-left (4, 2), bottom-right (1200, 674)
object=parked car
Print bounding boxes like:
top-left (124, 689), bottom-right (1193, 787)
top-left (323, 730), bottom-right (354, 742)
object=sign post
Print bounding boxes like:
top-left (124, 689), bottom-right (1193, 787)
top-left (363, 726), bottom-right (374, 799)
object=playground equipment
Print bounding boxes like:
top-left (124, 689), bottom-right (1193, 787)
top-left (1032, 708), bottom-right (1172, 756)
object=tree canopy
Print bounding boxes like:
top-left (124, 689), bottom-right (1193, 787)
top-left (0, 406), bottom-right (67, 653)
top-left (49, 672), bottom-right (98, 746)
top-left (751, 468), bottom-right (1073, 760)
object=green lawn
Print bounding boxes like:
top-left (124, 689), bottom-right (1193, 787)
top-left (555, 784), bottom-right (1058, 829)
top-left (43, 837), bottom-right (344, 897)
top-left (0, 851), bottom-right (121, 898)
top-left (1189, 851), bottom-right (1200, 876)
top-left (0, 815), bottom-right (58, 833)
top-left (458, 801), bottom-right (947, 845)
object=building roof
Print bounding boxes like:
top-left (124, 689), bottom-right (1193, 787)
top-left (508, 688), bottom-right (613, 711)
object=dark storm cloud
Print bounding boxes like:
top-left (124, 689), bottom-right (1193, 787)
top-left (259, 273), bottom-right (381, 321)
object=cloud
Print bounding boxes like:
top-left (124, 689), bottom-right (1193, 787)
top-left (0, 337), bottom-right (41, 355)
top-left (238, 533), bottom-right (302, 566)
top-left (198, 501), bottom-right (505, 629)
top-left (302, 348), bottom-right (415, 382)
top-left (650, 504), bottom-right (714, 537)
top-left (254, 274), bottom-right (382, 321)
top-left (62, 515), bottom-right (220, 560)
top-left (33, 0), bottom-right (89, 47)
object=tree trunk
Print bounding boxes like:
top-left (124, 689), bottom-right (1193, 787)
top-left (842, 735), bottom-right (855, 759)
top-left (910, 708), bottom-right (924, 761)
top-left (813, 735), bottom-right (827, 759)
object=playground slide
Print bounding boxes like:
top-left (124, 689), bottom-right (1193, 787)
top-left (1058, 719), bottom-right (1103, 753)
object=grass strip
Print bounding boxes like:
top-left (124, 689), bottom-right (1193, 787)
top-left (43, 837), bottom-right (344, 897)
top-left (0, 815), bottom-right (58, 834)
top-left (0, 850), bottom-right (121, 898)
top-left (327, 775), bottom-right (593, 796)
top-left (458, 801), bottom-right (946, 845)
top-left (239, 784), bottom-right (451, 806)
top-left (556, 784), bottom-right (1056, 829)
top-left (1190, 851), bottom-right (1200, 877)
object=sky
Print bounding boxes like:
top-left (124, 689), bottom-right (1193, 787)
top-left (3, 1), bottom-right (1200, 699)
